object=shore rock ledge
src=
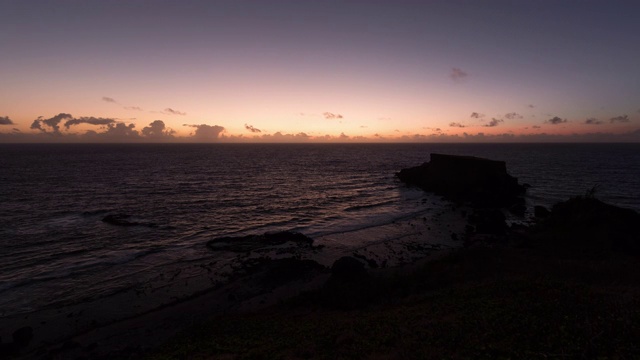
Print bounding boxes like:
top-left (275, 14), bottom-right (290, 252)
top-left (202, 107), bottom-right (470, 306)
top-left (397, 153), bottom-right (526, 207)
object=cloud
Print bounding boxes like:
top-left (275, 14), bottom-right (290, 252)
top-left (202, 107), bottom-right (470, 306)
top-left (163, 108), bottom-right (186, 116)
top-left (142, 120), bottom-right (175, 139)
top-left (64, 117), bottom-right (116, 128)
top-left (101, 122), bottom-right (139, 138)
top-left (184, 124), bottom-right (225, 141)
top-left (585, 118), bottom-right (603, 125)
top-left (259, 131), bottom-right (310, 142)
top-left (528, 104), bottom-right (535, 108)
top-left (545, 116), bottom-right (567, 125)
top-left (80, 122), bottom-right (141, 142)
top-left (244, 124), bottom-right (262, 133)
top-left (450, 67), bottom-right (468, 82)
top-left (124, 106), bottom-right (143, 111)
top-left (470, 112), bottom-right (484, 119)
top-left (484, 118), bottom-right (504, 127)
top-left (30, 113), bottom-right (73, 134)
top-left (323, 112), bottom-right (343, 119)
top-left (532, 125), bottom-right (541, 129)
top-left (0, 116), bottom-right (14, 125)
top-left (449, 122), bottom-right (466, 128)
top-left (504, 112), bottom-right (523, 120)
top-left (102, 96), bottom-right (117, 103)
top-left (609, 115), bottom-right (630, 123)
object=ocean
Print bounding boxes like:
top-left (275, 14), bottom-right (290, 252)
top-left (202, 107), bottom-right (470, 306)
top-left (1, 143), bottom-right (639, 320)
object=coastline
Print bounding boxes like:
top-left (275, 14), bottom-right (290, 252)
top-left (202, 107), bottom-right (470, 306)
top-left (1, 201), bottom-right (469, 359)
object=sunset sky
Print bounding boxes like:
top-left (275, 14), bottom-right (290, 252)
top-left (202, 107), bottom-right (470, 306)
top-left (1, 0), bottom-right (639, 142)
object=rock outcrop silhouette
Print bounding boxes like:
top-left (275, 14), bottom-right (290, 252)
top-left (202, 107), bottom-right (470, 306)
top-left (397, 153), bottom-right (526, 207)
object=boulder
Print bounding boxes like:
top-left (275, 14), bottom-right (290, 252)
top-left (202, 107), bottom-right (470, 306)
top-left (397, 153), bottom-right (526, 207)
top-left (322, 257), bottom-right (374, 309)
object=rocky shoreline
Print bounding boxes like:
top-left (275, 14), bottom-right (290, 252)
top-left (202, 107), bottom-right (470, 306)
top-left (3, 154), bottom-right (639, 359)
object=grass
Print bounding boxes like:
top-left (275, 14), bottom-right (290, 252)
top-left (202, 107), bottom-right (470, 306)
top-left (147, 245), bottom-right (640, 360)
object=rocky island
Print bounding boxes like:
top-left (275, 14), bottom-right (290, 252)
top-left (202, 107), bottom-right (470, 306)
top-left (397, 153), bottom-right (527, 207)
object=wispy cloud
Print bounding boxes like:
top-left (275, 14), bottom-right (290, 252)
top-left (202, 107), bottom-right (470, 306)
top-left (610, 115), bottom-right (630, 123)
top-left (585, 118), bottom-right (603, 125)
top-left (124, 106), bottom-right (143, 111)
top-left (163, 108), bottom-right (186, 116)
top-left (245, 124), bottom-right (262, 133)
top-left (0, 116), bottom-right (14, 125)
top-left (102, 96), bottom-right (117, 103)
top-left (528, 104), bottom-right (535, 108)
top-left (470, 112), bottom-right (484, 119)
top-left (484, 118), bottom-right (504, 127)
top-left (545, 116), bottom-right (567, 125)
top-left (64, 117), bottom-right (116, 128)
top-left (449, 122), bottom-right (466, 128)
top-left (504, 112), bottom-right (523, 120)
top-left (450, 67), bottom-right (468, 82)
top-left (323, 112), bottom-right (343, 119)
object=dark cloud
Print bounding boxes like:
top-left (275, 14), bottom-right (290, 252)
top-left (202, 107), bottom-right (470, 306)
top-left (184, 124), bottom-right (225, 141)
top-left (142, 120), bottom-right (175, 139)
top-left (30, 113), bottom-right (73, 134)
top-left (528, 104), bottom-right (535, 108)
top-left (102, 123), bottom-right (139, 138)
top-left (259, 132), bottom-right (310, 142)
top-left (609, 115), bottom-right (630, 123)
top-left (64, 117), bottom-right (116, 128)
top-left (163, 108), bottom-right (186, 116)
top-left (504, 112), bottom-right (523, 120)
top-left (80, 122), bottom-right (141, 142)
top-left (470, 112), bottom-right (484, 119)
top-left (0, 116), bottom-right (14, 125)
top-left (450, 67), bottom-right (468, 82)
top-left (484, 118), bottom-right (504, 127)
top-left (585, 118), bottom-right (603, 125)
top-left (323, 112), bottom-right (343, 119)
top-left (244, 124), bottom-right (262, 133)
top-left (532, 125), bottom-right (541, 129)
top-left (545, 116), bottom-right (567, 125)
top-left (449, 122), bottom-right (466, 128)
top-left (102, 96), bottom-right (117, 103)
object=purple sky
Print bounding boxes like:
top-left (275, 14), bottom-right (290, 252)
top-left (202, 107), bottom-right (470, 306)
top-left (1, 0), bottom-right (639, 142)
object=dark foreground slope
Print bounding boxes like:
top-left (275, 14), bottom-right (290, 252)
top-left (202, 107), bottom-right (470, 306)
top-left (147, 196), bottom-right (640, 360)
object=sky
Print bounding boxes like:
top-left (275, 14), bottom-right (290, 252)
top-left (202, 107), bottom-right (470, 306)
top-left (1, 0), bottom-right (639, 143)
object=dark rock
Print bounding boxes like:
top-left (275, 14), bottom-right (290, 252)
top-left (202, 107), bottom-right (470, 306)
top-left (207, 231), bottom-right (315, 252)
top-left (12, 326), bottom-right (33, 348)
top-left (469, 209), bottom-right (507, 235)
top-left (397, 153), bottom-right (526, 207)
top-left (534, 205), bottom-right (550, 218)
top-left (509, 199), bottom-right (527, 217)
top-left (531, 196), bottom-right (640, 256)
top-left (322, 257), bottom-right (373, 309)
top-left (352, 253), bottom-right (379, 269)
